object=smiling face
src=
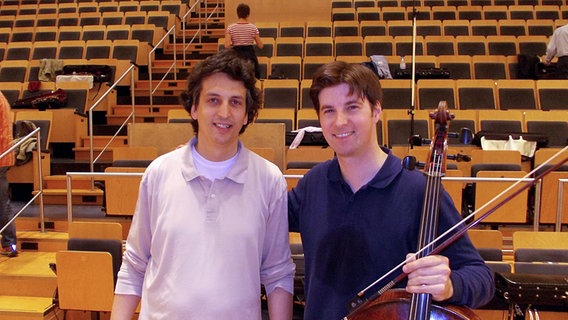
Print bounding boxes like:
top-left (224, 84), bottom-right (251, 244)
top-left (190, 72), bottom-right (248, 161)
top-left (318, 83), bottom-right (381, 159)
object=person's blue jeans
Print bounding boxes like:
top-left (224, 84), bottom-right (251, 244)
top-left (0, 166), bottom-right (16, 248)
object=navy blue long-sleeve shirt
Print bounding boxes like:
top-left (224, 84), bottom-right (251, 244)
top-left (288, 149), bottom-right (495, 320)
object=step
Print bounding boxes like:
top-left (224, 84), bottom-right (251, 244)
top-left (17, 231), bottom-right (68, 253)
top-left (106, 114), bottom-right (168, 125)
top-left (34, 189), bottom-right (104, 206)
top-left (0, 296), bottom-right (61, 320)
top-left (164, 42), bottom-right (218, 55)
top-left (16, 218), bottom-right (69, 233)
top-left (0, 252), bottom-right (57, 297)
top-left (72, 147), bottom-right (113, 161)
top-left (111, 104), bottom-right (183, 117)
top-left (44, 175), bottom-right (97, 190)
top-left (79, 136), bottom-right (129, 148)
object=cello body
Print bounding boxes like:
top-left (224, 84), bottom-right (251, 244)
top-left (347, 289), bottom-right (481, 320)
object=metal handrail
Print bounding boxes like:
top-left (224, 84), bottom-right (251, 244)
top-left (0, 127), bottom-right (45, 232)
top-left (182, 0), bottom-right (204, 65)
top-left (148, 24), bottom-right (178, 109)
top-left (87, 64), bottom-right (138, 189)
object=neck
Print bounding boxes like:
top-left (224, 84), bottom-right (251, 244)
top-left (194, 141), bottom-right (238, 162)
top-left (338, 145), bottom-right (387, 193)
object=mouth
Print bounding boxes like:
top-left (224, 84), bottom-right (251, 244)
top-left (333, 131), bottom-right (354, 138)
top-left (214, 122), bottom-right (231, 129)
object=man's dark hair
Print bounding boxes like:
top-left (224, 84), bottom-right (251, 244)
top-left (236, 3), bottom-right (250, 19)
top-left (180, 49), bottom-right (261, 135)
top-left (310, 61), bottom-right (383, 114)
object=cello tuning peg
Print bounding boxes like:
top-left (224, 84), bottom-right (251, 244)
top-left (402, 156), bottom-right (425, 170)
top-left (408, 135), bottom-right (431, 146)
top-left (447, 153), bottom-right (471, 162)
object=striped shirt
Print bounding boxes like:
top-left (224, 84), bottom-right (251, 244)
top-left (227, 22), bottom-right (259, 46)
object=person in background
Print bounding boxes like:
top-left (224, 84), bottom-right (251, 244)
top-left (545, 22), bottom-right (568, 79)
top-left (0, 92), bottom-right (17, 258)
top-left (288, 61), bottom-right (494, 319)
top-left (111, 50), bottom-right (294, 320)
top-left (225, 3), bottom-right (264, 79)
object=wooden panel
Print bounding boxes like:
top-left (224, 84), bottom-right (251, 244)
top-left (225, 0), bottom-right (330, 24)
top-left (467, 229), bottom-right (503, 249)
top-left (56, 251), bottom-right (115, 312)
top-left (68, 221), bottom-right (123, 240)
top-left (539, 171), bottom-right (568, 224)
top-left (513, 231), bottom-right (568, 250)
top-left (104, 167), bottom-right (145, 217)
top-left (128, 122), bottom-right (286, 171)
top-left (474, 170), bottom-right (528, 224)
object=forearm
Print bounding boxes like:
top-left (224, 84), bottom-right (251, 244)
top-left (267, 287), bottom-right (293, 320)
top-left (111, 294), bottom-right (140, 320)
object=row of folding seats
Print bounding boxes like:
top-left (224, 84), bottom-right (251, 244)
top-left (0, 0), bottom-right (185, 17)
top-left (256, 19), bottom-right (567, 38)
top-left (230, 35), bottom-right (548, 60)
top-left (0, 40), bottom-right (143, 63)
top-left (253, 77), bottom-right (567, 112)
top-left (333, 0), bottom-right (568, 10)
top-left (258, 105), bottom-right (567, 148)
top-left (332, 5), bottom-right (568, 21)
top-left (0, 11), bottom-right (173, 30)
top-left (254, 54), bottom-right (527, 81)
top-left (2, 25), bottom-right (162, 45)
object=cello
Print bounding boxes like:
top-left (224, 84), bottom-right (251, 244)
top-left (346, 101), bottom-right (479, 320)
top-left (344, 102), bottom-right (568, 319)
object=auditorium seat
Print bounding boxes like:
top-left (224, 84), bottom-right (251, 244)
top-left (58, 12), bottom-right (80, 27)
top-left (333, 20), bottom-right (360, 37)
top-left (58, 26), bottom-right (83, 41)
top-left (478, 109), bottom-right (524, 133)
top-left (357, 7), bottom-right (380, 22)
top-left (270, 56), bottom-right (302, 80)
top-left (79, 12), bottom-right (101, 26)
top-left (102, 12), bottom-right (125, 26)
top-left (332, 0), bottom-right (353, 9)
top-left (472, 55), bottom-right (508, 80)
top-left (470, 19), bottom-right (498, 36)
top-left (5, 42), bottom-right (32, 61)
top-left (526, 19), bottom-right (554, 37)
top-left (517, 35), bottom-right (548, 57)
top-left (495, 79), bottom-right (537, 110)
top-left (483, 5), bottom-right (509, 21)
top-left (457, 79), bottom-right (497, 110)
top-left (254, 37), bottom-right (275, 58)
top-left (85, 40), bottom-right (112, 59)
top-left (82, 25), bottom-right (106, 41)
top-left (31, 41), bottom-right (59, 60)
top-left (334, 36), bottom-right (363, 56)
top-left (415, 20), bottom-right (442, 36)
top-left (132, 24), bottom-right (163, 47)
top-left (433, 6), bottom-right (458, 21)
top-left (456, 35), bottom-right (487, 56)
top-left (14, 15), bottom-right (36, 28)
top-left (36, 14), bottom-right (57, 27)
top-left (536, 80), bottom-right (568, 110)
top-left (354, 0), bottom-right (376, 9)
top-left (498, 19), bottom-right (527, 37)
top-left (99, 2), bottom-right (120, 13)
top-left (524, 110), bottom-right (568, 147)
top-left (256, 108), bottom-right (295, 132)
top-left (296, 108), bottom-right (320, 129)
top-left (106, 25), bottom-right (131, 41)
top-left (509, 5), bottom-right (535, 20)
top-left (388, 20), bottom-right (413, 37)
top-left (417, 79), bottom-right (457, 110)
top-left (124, 11), bottom-right (147, 26)
top-left (34, 26), bottom-right (58, 42)
top-left (58, 40), bottom-right (85, 59)
top-left (0, 82), bottom-right (22, 106)
top-left (302, 56), bottom-right (334, 80)
top-left (279, 21), bottom-right (305, 37)
top-left (112, 39), bottom-right (140, 64)
top-left (487, 35), bottom-right (518, 56)
top-left (438, 55), bottom-right (473, 80)
top-left (458, 5), bottom-right (483, 21)
top-left (382, 109), bottom-right (431, 148)
top-left (381, 7), bottom-right (406, 21)
top-left (425, 35), bottom-right (456, 56)
top-left (380, 79), bottom-right (413, 110)
top-left (394, 35), bottom-right (424, 57)
top-left (263, 79), bottom-right (299, 110)
top-left (304, 37), bottom-right (334, 57)
top-left (442, 20), bottom-right (470, 37)
top-left (147, 11), bottom-right (173, 30)
top-left (306, 21), bottom-right (332, 37)
top-left (535, 5), bottom-right (561, 20)
top-left (300, 79), bottom-right (314, 110)
top-left (364, 35), bottom-right (394, 56)
top-left (11, 27), bottom-right (35, 42)
top-left (513, 231), bottom-right (568, 275)
top-left (275, 37), bottom-right (304, 57)
top-left (256, 22), bottom-right (279, 38)
top-left (331, 7), bottom-right (356, 21)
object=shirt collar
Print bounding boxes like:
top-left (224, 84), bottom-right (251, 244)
top-left (181, 137), bottom-right (248, 184)
top-left (327, 146), bottom-right (402, 190)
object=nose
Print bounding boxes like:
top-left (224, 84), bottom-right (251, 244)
top-left (335, 110), bottom-right (348, 126)
top-left (217, 101), bottom-right (230, 117)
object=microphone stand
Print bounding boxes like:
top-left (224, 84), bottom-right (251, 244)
top-left (408, 0), bottom-right (418, 150)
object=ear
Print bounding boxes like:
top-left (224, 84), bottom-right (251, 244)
top-left (190, 104), bottom-right (198, 120)
top-left (372, 101), bottom-right (382, 123)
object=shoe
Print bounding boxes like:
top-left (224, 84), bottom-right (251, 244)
top-left (2, 245), bottom-right (18, 257)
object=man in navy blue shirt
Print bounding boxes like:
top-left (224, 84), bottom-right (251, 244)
top-left (288, 61), bottom-right (494, 319)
